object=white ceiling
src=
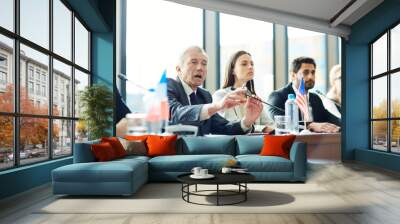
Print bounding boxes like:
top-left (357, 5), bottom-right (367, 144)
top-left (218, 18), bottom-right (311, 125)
top-left (166, 0), bottom-right (384, 38)
top-left (225, 0), bottom-right (352, 24)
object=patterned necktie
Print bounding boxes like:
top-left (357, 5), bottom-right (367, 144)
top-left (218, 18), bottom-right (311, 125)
top-left (189, 92), bottom-right (199, 105)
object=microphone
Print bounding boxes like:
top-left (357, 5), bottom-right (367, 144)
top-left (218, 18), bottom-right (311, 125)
top-left (118, 73), bottom-right (128, 80)
top-left (315, 90), bottom-right (341, 108)
top-left (118, 73), bottom-right (147, 91)
top-left (243, 88), bottom-right (285, 113)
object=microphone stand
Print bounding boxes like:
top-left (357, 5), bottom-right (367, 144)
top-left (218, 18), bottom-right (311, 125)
top-left (243, 90), bottom-right (285, 113)
top-left (118, 73), bottom-right (147, 91)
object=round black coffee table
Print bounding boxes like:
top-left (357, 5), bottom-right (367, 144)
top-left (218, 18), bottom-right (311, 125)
top-left (177, 173), bottom-right (255, 206)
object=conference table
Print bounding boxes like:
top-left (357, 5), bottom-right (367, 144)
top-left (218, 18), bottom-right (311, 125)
top-left (295, 132), bottom-right (341, 163)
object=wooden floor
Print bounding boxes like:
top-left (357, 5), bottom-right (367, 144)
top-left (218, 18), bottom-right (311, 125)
top-left (1, 162), bottom-right (400, 224)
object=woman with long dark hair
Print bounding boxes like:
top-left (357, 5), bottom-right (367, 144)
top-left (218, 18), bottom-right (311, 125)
top-left (213, 50), bottom-right (273, 133)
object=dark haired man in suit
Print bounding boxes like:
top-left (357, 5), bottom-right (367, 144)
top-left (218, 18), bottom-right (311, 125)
top-left (168, 46), bottom-right (263, 136)
top-left (267, 57), bottom-right (340, 133)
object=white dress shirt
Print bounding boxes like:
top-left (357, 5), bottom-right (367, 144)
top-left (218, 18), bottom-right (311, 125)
top-left (179, 78), bottom-right (251, 131)
top-left (212, 87), bottom-right (273, 132)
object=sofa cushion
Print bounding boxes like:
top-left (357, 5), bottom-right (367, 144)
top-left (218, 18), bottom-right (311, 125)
top-left (260, 135), bottom-right (296, 159)
top-left (147, 135), bottom-right (177, 157)
top-left (119, 138), bottom-right (147, 156)
top-left (91, 142), bottom-right (118, 161)
top-left (115, 155), bottom-right (150, 164)
top-left (235, 135), bottom-right (263, 155)
top-left (74, 140), bottom-right (100, 163)
top-left (236, 155), bottom-right (293, 172)
top-left (148, 154), bottom-right (235, 172)
top-left (101, 137), bottom-right (127, 158)
top-left (52, 158), bottom-right (149, 195)
top-left (125, 135), bottom-right (149, 141)
top-left (52, 160), bottom-right (146, 183)
top-left (179, 136), bottom-right (236, 155)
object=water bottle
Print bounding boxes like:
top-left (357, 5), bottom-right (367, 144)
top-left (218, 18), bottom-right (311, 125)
top-left (143, 88), bottom-right (162, 134)
top-left (285, 94), bottom-right (299, 134)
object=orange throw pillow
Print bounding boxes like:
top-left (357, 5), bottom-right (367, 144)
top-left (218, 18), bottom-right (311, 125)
top-left (259, 135), bottom-right (296, 159)
top-left (124, 135), bottom-right (149, 141)
top-left (101, 137), bottom-right (127, 158)
top-left (91, 142), bottom-right (117, 161)
top-left (146, 135), bottom-right (177, 157)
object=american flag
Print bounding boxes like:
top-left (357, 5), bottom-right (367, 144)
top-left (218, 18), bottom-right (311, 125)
top-left (295, 78), bottom-right (310, 121)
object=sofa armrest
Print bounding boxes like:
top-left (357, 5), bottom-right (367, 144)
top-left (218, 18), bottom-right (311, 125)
top-left (73, 140), bottom-right (100, 163)
top-left (289, 141), bottom-right (307, 181)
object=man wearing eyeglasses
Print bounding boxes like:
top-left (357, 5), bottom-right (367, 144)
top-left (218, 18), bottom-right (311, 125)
top-left (267, 57), bottom-right (340, 133)
top-left (168, 46), bottom-right (263, 136)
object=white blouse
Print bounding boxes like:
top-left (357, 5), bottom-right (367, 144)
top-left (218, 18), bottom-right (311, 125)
top-left (320, 95), bottom-right (341, 119)
top-left (212, 87), bottom-right (273, 132)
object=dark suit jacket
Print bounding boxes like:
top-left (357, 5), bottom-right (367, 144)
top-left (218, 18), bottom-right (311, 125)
top-left (167, 77), bottom-right (247, 136)
top-left (267, 83), bottom-right (341, 126)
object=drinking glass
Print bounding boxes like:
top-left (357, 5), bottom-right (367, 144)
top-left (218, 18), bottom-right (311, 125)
top-left (126, 113), bottom-right (147, 135)
top-left (274, 115), bottom-right (290, 135)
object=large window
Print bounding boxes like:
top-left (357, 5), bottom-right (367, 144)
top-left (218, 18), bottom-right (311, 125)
top-left (0, 0), bottom-right (14, 32)
top-left (53, 0), bottom-right (72, 60)
top-left (288, 27), bottom-right (328, 93)
top-left (126, 0), bottom-right (203, 112)
top-left (0, 0), bottom-right (91, 170)
top-left (370, 23), bottom-right (400, 153)
top-left (219, 13), bottom-right (274, 100)
top-left (20, 0), bottom-right (49, 49)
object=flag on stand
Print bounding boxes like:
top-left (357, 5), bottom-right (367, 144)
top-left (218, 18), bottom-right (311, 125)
top-left (156, 70), bottom-right (169, 121)
top-left (295, 78), bottom-right (310, 121)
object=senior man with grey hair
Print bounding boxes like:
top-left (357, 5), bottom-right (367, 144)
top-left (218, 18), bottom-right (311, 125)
top-left (168, 46), bottom-right (263, 136)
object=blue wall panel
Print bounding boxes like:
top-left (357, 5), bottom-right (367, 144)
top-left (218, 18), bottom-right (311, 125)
top-left (343, 44), bottom-right (369, 159)
top-left (344, 0), bottom-right (400, 171)
top-left (91, 32), bottom-right (115, 135)
top-left (355, 149), bottom-right (400, 172)
top-left (0, 158), bottom-right (72, 199)
top-left (92, 32), bottom-right (114, 87)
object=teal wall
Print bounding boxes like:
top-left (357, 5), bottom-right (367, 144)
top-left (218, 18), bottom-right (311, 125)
top-left (0, 0), bottom-right (116, 200)
top-left (91, 0), bottom-right (115, 135)
top-left (92, 32), bottom-right (115, 135)
top-left (344, 0), bottom-right (400, 171)
top-left (92, 32), bottom-right (114, 92)
top-left (0, 158), bottom-right (72, 199)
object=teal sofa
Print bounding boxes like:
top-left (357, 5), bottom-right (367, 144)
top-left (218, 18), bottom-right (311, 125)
top-left (52, 135), bottom-right (307, 196)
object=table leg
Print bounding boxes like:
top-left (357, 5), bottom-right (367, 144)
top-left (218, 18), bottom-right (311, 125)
top-left (181, 184), bottom-right (183, 200)
top-left (245, 183), bottom-right (247, 201)
top-left (188, 184), bottom-right (190, 202)
top-left (217, 184), bottom-right (219, 206)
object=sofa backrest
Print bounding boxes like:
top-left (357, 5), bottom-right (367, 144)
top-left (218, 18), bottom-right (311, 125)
top-left (73, 140), bottom-right (100, 163)
top-left (235, 135), bottom-right (264, 155)
top-left (177, 136), bottom-right (236, 155)
top-left (73, 135), bottom-right (263, 162)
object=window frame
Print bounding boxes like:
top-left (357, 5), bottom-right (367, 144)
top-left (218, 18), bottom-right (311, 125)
top-left (287, 27), bottom-right (329, 93)
top-left (0, 0), bottom-right (91, 171)
top-left (218, 12), bottom-right (275, 98)
top-left (369, 20), bottom-right (400, 154)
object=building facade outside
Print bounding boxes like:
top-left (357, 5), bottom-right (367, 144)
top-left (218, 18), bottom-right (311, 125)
top-left (0, 41), bottom-right (78, 168)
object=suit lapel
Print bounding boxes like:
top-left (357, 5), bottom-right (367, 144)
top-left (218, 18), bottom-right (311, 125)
top-left (286, 83), bottom-right (295, 95)
top-left (176, 77), bottom-right (190, 105)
